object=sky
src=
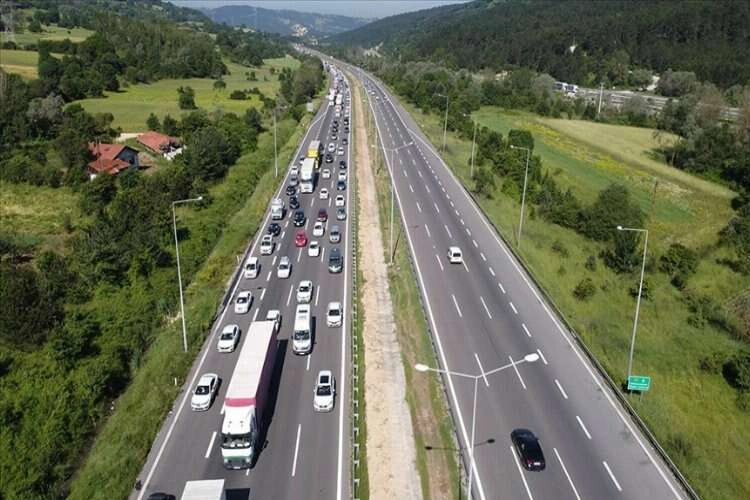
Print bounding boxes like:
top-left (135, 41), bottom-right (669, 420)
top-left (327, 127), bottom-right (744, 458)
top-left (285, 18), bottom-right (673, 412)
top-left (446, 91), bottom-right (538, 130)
top-left (170, 1), bottom-right (470, 20)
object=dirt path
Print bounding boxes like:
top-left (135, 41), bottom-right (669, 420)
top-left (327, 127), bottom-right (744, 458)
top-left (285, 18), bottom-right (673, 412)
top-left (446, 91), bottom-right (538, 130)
top-left (353, 78), bottom-right (423, 500)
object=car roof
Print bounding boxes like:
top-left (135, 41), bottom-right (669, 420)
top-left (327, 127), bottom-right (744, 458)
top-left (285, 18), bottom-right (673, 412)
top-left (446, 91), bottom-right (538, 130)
top-left (449, 246), bottom-right (461, 253)
top-left (248, 256), bottom-right (258, 263)
top-left (330, 247), bottom-right (341, 256)
top-left (328, 301), bottom-right (342, 309)
top-left (198, 373), bottom-right (217, 384)
top-left (222, 324), bottom-right (238, 332)
top-left (317, 369), bottom-right (333, 381)
top-left (280, 256), bottom-right (290, 263)
top-left (300, 280), bottom-right (312, 286)
top-left (238, 290), bottom-right (251, 297)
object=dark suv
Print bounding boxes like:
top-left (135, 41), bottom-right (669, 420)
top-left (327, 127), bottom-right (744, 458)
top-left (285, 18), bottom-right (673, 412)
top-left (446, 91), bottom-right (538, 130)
top-left (510, 429), bottom-right (546, 471)
top-left (267, 223), bottom-right (281, 236)
top-left (293, 209), bottom-right (305, 227)
top-left (328, 248), bottom-right (343, 273)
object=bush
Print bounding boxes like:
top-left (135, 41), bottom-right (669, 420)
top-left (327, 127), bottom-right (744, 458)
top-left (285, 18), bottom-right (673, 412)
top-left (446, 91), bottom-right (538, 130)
top-left (573, 278), bottom-right (596, 301)
top-left (551, 240), bottom-right (569, 257)
top-left (722, 351), bottom-right (750, 391)
top-left (660, 243), bottom-right (698, 287)
top-left (229, 90), bottom-right (247, 100)
top-left (629, 277), bottom-right (651, 301)
top-left (585, 254), bottom-right (597, 271)
top-left (177, 86), bottom-right (197, 110)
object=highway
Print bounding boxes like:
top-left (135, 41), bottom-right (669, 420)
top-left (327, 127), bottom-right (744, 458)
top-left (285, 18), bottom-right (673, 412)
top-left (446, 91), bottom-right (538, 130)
top-left (330, 56), bottom-right (688, 500)
top-left (133, 70), bottom-right (353, 500)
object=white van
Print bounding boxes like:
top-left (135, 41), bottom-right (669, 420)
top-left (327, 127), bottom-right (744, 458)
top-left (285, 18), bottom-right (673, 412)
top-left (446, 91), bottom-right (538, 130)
top-left (244, 257), bottom-right (259, 279)
top-left (293, 304), bottom-right (312, 355)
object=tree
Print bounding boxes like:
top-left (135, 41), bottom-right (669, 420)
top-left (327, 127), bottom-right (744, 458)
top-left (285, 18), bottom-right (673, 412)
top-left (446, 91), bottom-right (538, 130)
top-left (162, 114), bottom-right (179, 136)
top-left (579, 184), bottom-right (644, 241)
top-left (177, 86), bottom-right (197, 110)
top-left (603, 230), bottom-right (642, 273)
top-left (507, 129), bottom-right (534, 151)
top-left (472, 167), bottom-right (496, 197)
top-left (146, 112), bottom-right (160, 131)
top-left (28, 19), bottom-right (43, 33)
top-left (657, 70), bottom-right (698, 97)
top-left (243, 107), bottom-right (263, 133)
top-left (26, 93), bottom-right (64, 138)
top-left (183, 126), bottom-right (239, 181)
top-left (213, 79), bottom-right (226, 91)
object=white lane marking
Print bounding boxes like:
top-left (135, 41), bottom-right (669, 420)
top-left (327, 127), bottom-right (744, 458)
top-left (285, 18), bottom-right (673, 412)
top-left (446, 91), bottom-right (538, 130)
top-left (205, 431), bottom-right (217, 459)
top-left (403, 169), bottom-right (408, 177)
top-left (576, 416), bottom-right (592, 440)
top-left (451, 294), bottom-right (463, 318)
top-left (286, 284), bottom-right (294, 307)
top-left (425, 185), bottom-right (431, 194)
top-left (418, 169), bottom-right (423, 178)
top-left (510, 445), bottom-right (534, 500)
top-left (416, 201), bottom-right (422, 213)
top-left (537, 349), bottom-right (548, 365)
top-left (462, 260), bottom-right (470, 273)
top-left (450, 200), bottom-right (454, 208)
top-left (446, 194), bottom-right (451, 200)
top-left (425, 224), bottom-right (432, 238)
top-left (489, 267), bottom-right (495, 277)
top-left (328, 197), bottom-right (332, 207)
top-left (310, 196), bottom-right (315, 207)
top-left (266, 270), bottom-right (272, 282)
top-left (272, 255), bottom-right (278, 266)
top-left (409, 184), bottom-right (414, 193)
top-left (509, 301), bottom-right (518, 314)
top-left (603, 461), bottom-right (623, 492)
top-left (475, 353), bottom-right (489, 387)
top-left (306, 354), bottom-right (311, 371)
top-left (555, 379), bottom-right (569, 399)
top-left (509, 355), bottom-right (527, 390)
top-left (315, 284), bottom-right (321, 306)
top-left (498, 282), bottom-right (506, 294)
top-left (480, 252), bottom-right (487, 261)
top-left (522, 323), bottom-right (531, 338)
top-left (444, 225), bottom-right (452, 238)
top-left (291, 424), bottom-right (302, 477)
top-left (480, 296), bottom-right (492, 319)
top-left (320, 246), bottom-right (326, 263)
top-left (460, 218), bottom-right (465, 225)
top-left (466, 228), bottom-right (472, 237)
top-left (260, 288), bottom-right (266, 301)
top-left (472, 239), bottom-right (478, 248)
top-left (285, 220), bottom-right (289, 228)
top-left (554, 448), bottom-right (582, 500)
top-left (297, 248), bottom-right (302, 262)
top-left (435, 254), bottom-right (444, 271)
top-left (220, 405), bottom-right (225, 415)
top-left (433, 202), bottom-right (440, 213)
top-left (252, 308), bottom-right (259, 322)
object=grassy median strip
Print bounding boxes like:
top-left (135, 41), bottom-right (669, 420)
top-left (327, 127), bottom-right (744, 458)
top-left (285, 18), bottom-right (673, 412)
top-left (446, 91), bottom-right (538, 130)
top-left (68, 113), bottom-right (312, 499)
top-left (352, 236), bottom-right (370, 500)
top-left (357, 84), bottom-right (459, 499)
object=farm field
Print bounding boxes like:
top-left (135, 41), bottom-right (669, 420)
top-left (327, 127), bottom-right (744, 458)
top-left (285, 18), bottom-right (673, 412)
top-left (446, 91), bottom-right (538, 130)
top-left (0, 49), bottom-right (38, 79)
top-left (406, 102), bottom-right (750, 499)
top-left (8, 24), bottom-right (93, 45)
top-left (76, 56), bottom-right (300, 131)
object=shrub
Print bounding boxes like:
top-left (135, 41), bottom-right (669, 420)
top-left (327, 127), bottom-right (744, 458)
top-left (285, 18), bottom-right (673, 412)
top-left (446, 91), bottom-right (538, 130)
top-left (585, 255), bottom-right (597, 271)
top-left (722, 351), bottom-right (750, 391)
top-left (629, 278), bottom-right (651, 301)
top-left (229, 90), bottom-right (246, 100)
top-left (177, 86), bottom-right (197, 110)
top-left (551, 240), bottom-right (569, 257)
top-left (573, 278), bottom-right (596, 301)
top-left (660, 243), bottom-right (698, 287)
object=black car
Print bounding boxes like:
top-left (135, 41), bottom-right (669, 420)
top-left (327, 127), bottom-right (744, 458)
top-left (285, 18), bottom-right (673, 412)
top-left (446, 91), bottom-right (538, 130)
top-left (267, 223), bottom-right (281, 236)
top-left (289, 196), bottom-right (300, 210)
top-left (336, 180), bottom-right (346, 191)
top-left (328, 247), bottom-right (343, 273)
top-left (339, 160), bottom-right (347, 169)
top-left (147, 494), bottom-right (176, 500)
top-left (293, 209), bottom-right (306, 227)
top-left (285, 185), bottom-right (296, 196)
top-left (344, 127), bottom-right (349, 134)
top-left (325, 153), bottom-right (334, 163)
top-left (343, 117), bottom-right (349, 125)
top-left (342, 137), bottom-right (348, 145)
top-left (510, 429), bottom-right (546, 471)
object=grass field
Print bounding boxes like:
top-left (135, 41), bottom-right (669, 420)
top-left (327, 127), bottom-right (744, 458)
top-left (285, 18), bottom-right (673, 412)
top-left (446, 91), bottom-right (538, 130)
top-left (0, 49), bottom-right (38, 79)
top-left (7, 24), bottom-right (93, 46)
top-left (76, 56), bottom-right (300, 131)
top-left (405, 103), bottom-right (750, 499)
top-left (0, 181), bottom-right (84, 252)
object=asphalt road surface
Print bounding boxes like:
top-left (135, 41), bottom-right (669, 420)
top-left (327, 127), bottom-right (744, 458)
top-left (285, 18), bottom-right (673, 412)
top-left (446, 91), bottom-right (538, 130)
top-left (133, 72), bottom-right (354, 500)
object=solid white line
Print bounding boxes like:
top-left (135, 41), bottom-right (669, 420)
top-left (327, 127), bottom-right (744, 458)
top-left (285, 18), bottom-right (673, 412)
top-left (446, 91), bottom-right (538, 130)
top-left (451, 294), bottom-right (463, 318)
top-left (286, 285), bottom-right (294, 307)
top-left (555, 379), bottom-right (569, 399)
top-left (554, 447), bottom-right (582, 500)
top-left (537, 349), bottom-right (548, 365)
top-left (444, 224), bottom-right (452, 238)
top-left (205, 431), bottom-right (217, 459)
top-left (509, 301), bottom-right (518, 314)
top-left (480, 252), bottom-right (486, 261)
top-left (522, 323), bottom-right (531, 338)
top-left (416, 201), bottom-right (422, 213)
top-left (291, 424), bottom-right (302, 477)
top-left (435, 254), bottom-right (444, 271)
top-left (425, 224), bottom-right (432, 238)
top-left (260, 288), bottom-right (266, 301)
top-left (509, 355), bottom-right (527, 390)
top-left (480, 296), bottom-right (492, 319)
top-left (576, 416), bottom-right (592, 440)
top-left (252, 308), bottom-right (259, 322)
top-left (510, 445), bottom-right (534, 500)
top-left (489, 267), bottom-right (495, 277)
top-left (433, 202), bottom-right (440, 213)
top-left (409, 184), bottom-right (414, 193)
top-left (603, 461), bottom-right (623, 492)
top-left (499, 282), bottom-right (506, 294)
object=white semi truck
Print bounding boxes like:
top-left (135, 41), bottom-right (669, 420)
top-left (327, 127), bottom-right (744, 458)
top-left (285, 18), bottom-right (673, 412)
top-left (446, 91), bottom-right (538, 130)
top-left (299, 158), bottom-right (316, 194)
top-left (270, 198), bottom-right (284, 220)
top-left (220, 320), bottom-right (278, 469)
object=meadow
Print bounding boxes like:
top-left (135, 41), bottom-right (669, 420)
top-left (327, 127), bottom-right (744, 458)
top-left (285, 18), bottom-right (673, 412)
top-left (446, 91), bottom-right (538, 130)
top-left (0, 49), bottom-right (39, 79)
top-left (7, 24), bottom-right (93, 45)
top-left (76, 56), bottom-right (300, 131)
top-left (405, 103), bottom-right (750, 499)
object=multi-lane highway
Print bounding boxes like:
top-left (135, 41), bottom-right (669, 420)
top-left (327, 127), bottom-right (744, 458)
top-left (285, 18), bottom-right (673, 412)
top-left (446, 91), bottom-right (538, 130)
top-left (134, 70), bottom-right (354, 500)
top-left (330, 58), bottom-right (688, 500)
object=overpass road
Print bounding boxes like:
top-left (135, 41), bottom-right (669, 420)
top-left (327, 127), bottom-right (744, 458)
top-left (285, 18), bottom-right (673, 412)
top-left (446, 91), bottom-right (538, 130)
top-left (133, 71), bottom-right (354, 500)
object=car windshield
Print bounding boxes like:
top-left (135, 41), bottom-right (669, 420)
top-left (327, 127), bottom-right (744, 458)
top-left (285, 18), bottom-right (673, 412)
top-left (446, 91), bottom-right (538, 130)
top-left (294, 330), bottom-right (310, 341)
top-left (221, 433), bottom-right (251, 449)
top-left (237, 296), bottom-right (248, 303)
top-left (316, 385), bottom-right (332, 396)
top-left (195, 385), bottom-right (209, 395)
top-left (300, 284), bottom-right (310, 291)
top-left (221, 332), bottom-right (233, 340)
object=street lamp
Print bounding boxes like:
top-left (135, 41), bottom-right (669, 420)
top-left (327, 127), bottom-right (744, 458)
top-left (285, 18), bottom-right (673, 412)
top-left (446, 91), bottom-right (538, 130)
top-left (273, 108), bottom-right (278, 177)
top-left (616, 225), bottom-right (649, 383)
top-left (382, 141), bottom-right (414, 265)
top-left (509, 145), bottom-right (531, 248)
top-left (436, 93), bottom-right (449, 152)
top-left (415, 352), bottom-right (540, 500)
top-left (172, 196), bottom-right (203, 353)
top-left (461, 113), bottom-right (478, 178)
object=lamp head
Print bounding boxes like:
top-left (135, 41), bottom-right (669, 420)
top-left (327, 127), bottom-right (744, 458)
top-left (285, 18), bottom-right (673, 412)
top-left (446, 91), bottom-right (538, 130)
top-left (616, 225), bottom-right (624, 231)
top-left (523, 353), bottom-right (540, 363)
top-left (415, 363), bottom-right (430, 373)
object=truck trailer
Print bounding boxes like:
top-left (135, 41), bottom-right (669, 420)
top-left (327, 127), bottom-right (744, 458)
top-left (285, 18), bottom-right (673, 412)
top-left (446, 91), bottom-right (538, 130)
top-left (270, 198), bottom-right (284, 220)
top-left (181, 480), bottom-right (225, 500)
top-left (220, 321), bottom-right (278, 469)
top-left (299, 158), bottom-right (316, 194)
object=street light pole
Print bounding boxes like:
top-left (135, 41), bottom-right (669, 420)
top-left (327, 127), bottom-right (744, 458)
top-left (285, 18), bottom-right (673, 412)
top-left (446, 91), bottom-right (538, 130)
top-left (382, 141), bottom-right (414, 265)
top-left (437, 93), bottom-right (449, 152)
top-left (415, 353), bottom-right (540, 500)
top-left (470, 120), bottom-right (477, 179)
top-left (617, 225), bottom-right (649, 382)
top-left (273, 109), bottom-right (278, 178)
top-left (172, 196), bottom-right (203, 353)
top-left (510, 145), bottom-right (531, 248)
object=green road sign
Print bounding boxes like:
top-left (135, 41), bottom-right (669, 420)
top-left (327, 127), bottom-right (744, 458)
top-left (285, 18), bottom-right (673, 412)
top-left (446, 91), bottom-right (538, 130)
top-left (628, 375), bottom-right (651, 391)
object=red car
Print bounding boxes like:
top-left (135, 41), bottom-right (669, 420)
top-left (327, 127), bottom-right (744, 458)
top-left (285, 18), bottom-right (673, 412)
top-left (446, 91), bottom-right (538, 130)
top-left (295, 230), bottom-right (308, 247)
top-left (317, 208), bottom-right (328, 222)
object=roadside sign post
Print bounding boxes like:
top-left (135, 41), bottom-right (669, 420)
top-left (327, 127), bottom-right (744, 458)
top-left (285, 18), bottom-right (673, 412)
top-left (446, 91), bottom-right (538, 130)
top-left (627, 375), bottom-right (651, 392)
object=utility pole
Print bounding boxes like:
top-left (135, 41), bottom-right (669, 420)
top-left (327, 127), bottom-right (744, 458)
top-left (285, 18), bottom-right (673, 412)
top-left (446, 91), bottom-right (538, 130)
top-left (597, 82), bottom-right (604, 117)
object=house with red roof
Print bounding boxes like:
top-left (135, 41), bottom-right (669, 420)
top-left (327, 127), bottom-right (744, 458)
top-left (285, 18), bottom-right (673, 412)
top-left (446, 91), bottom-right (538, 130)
top-left (87, 142), bottom-right (139, 180)
top-left (137, 131), bottom-right (183, 160)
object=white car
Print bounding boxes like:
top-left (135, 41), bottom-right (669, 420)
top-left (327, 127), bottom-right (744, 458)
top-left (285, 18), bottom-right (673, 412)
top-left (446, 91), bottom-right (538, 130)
top-left (266, 309), bottom-right (281, 331)
top-left (308, 240), bottom-right (320, 257)
top-left (313, 370), bottom-right (336, 412)
top-left (290, 165), bottom-right (299, 176)
top-left (234, 290), bottom-right (252, 314)
top-left (277, 256), bottom-right (291, 279)
top-left (326, 301), bottom-right (343, 327)
top-left (321, 168), bottom-right (331, 179)
top-left (335, 195), bottom-right (345, 207)
top-left (260, 235), bottom-right (274, 255)
top-left (297, 280), bottom-right (313, 304)
top-left (244, 257), bottom-right (259, 279)
top-left (448, 246), bottom-right (463, 264)
top-left (327, 142), bottom-right (336, 153)
top-left (217, 324), bottom-right (240, 353)
top-left (337, 148), bottom-right (344, 156)
top-left (313, 221), bottom-right (325, 237)
top-left (319, 188), bottom-right (329, 200)
top-left (191, 373), bottom-right (218, 411)
top-left (338, 171), bottom-right (347, 182)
